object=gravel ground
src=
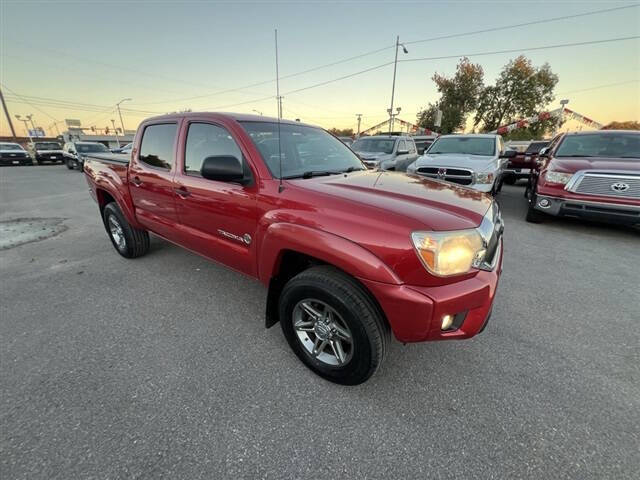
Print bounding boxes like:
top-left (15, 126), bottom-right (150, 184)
top-left (1, 165), bottom-right (638, 479)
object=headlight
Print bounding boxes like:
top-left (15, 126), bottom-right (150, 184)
top-left (411, 230), bottom-right (487, 277)
top-left (476, 172), bottom-right (494, 184)
top-left (544, 170), bottom-right (573, 185)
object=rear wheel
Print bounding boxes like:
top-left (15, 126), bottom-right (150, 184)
top-left (279, 266), bottom-right (389, 385)
top-left (102, 202), bottom-right (150, 258)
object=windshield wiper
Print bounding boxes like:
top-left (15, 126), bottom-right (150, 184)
top-left (342, 166), bottom-right (366, 173)
top-left (283, 170), bottom-right (342, 179)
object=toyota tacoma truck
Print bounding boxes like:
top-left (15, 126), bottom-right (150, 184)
top-left (407, 134), bottom-right (516, 195)
top-left (84, 113), bottom-right (504, 385)
top-left (526, 130), bottom-right (640, 226)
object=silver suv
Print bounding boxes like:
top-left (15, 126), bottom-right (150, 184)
top-left (351, 135), bottom-right (418, 171)
top-left (407, 134), bottom-right (516, 194)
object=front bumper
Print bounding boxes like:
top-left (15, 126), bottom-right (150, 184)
top-left (534, 194), bottom-right (640, 225)
top-left (0, 156), bottom-right (32, 165)
top-left (504, 168), bottom-right (531, 178)
top-left (359, 240), bottom-right (503, 343)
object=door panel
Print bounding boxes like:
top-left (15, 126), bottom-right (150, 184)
top-left (173, 122), bottom-right (258, 275)
top-left (128, 122), bottom-right (180, 239)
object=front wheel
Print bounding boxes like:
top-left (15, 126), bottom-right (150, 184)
top-left (66, 158), bottom-right (75, 170)
top-left (279, 266), bottom-right (389, 385)
top-left (526, 194), bottom-right (546, 223)
top-left (102, 202), bottom-right (150, 258)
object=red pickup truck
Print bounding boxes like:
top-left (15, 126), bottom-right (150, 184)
top-left (526, 130), bottom-right (640, 226)
top-left (84, 113), bottom-right (503, 385)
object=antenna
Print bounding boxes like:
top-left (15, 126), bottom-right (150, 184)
top-left (275, 29), bottom-right (284, 193)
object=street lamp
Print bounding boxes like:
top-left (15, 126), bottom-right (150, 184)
top-left (388, 36), bottom-right (408, 133)
top-left (252, 109), bottom-right (263, 116)
top-left (15, 114), bottom-right (33, 143)
top-left (111, 119), bottom-right (121, 147)
top-left (116, 98), bottom-right (132, 135)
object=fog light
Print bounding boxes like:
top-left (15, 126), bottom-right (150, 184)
top-left (441, 314), bottom-right (454, 330)
top-left (538, 198), bottom-right (551, 209)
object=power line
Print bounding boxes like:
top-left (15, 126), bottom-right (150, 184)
top-left (281, 36), bottom-right (639, 97)
top-left (558, 79), bottom-right (640, 95)
top-left (1, 84), bottom-right (59, 122)
top-left (404, 4), bottom-right (638, 46)
top-left (400, 36), bottom-right (640, 64)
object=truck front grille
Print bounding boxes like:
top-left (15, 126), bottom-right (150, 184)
top-left (416, 167), bottom-right (474, 186)
top-left (572, 173), bottom-right (640, 199)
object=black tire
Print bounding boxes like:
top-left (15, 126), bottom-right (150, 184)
top-left (77, 161), bottom-right (84, 173)
top-left (526, 194), bottom-right (545, 223)
top-left (102, 202), bottom-right (150, 258)
top-left (66, 158), bottom-right (75, 169)
top-left (279, 266), bottom-right (390, 385)
top-left (504, 176), bottom-right (516, 185)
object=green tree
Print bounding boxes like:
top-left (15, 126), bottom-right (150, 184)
top-left (416, 57), bottom-right (484, 134)
top-left (328, 128), bottom-right (354, 137)
top-left (474, 56), bottom-right (559, 134)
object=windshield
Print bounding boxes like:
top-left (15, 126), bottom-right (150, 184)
top-left (351, 138), bottom-right (395, 154)
top-left (36, 142), bottom-right (61, 151)
top-left (525, 141), bottom-right (549, 154)
top-left (555, 133), bottom-right (640, 158)
top-left (428, 137), bottom-right (496, 156)
top-left (240, 122), bottom-right (364, 178)
top-left (0, 143), bottom-right (24, 151)
top-left (77, 143), bottom-right (108, 153)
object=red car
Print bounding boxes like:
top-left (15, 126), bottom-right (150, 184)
top-left (84, 113), bottom-right (503, 385)
top-left (526, 130), bottom-right (640, 226)
top-left (503, 140), bottom-right (550, 185)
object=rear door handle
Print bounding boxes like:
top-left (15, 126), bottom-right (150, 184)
top-left (174, 187), bottom-right (191, 197)
top-left (131, 176), bottom-right (142, 186)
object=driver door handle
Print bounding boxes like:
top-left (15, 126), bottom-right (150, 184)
top-left (174, 187), bottom-right (191, 198)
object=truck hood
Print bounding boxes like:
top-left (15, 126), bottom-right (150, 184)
top-left (415, 153), bottom-right (496, 172)
top-left (288, 170), bottom-right (491, 231)
top-left (550, 156), bottom-right (640, 173)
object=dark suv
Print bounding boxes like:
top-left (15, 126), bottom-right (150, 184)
top-left (29, 141), bottom-right (65, 164)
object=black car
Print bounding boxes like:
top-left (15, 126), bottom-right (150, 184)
top-left (63, 141), bottom-right (110, 171)
top-left (0, 142), bottom-right (32, 166)
top-left (28, 141), bottom-right (65, 164)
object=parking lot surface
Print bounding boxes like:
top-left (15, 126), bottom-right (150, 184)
top-left (1, 166), bottom-right (638, 479)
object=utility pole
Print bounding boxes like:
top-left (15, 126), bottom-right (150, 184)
top-left (388, 35), bottom-right (408, 133)
top-left (0, 86), bottom-right (17, 138)
top-left (111, 119), bottom-right (121, 147)
top-left (356, 114), bottom-right (362, 137)
top-left (116, 98), bottom-right (132, 134)
top-left (277, 96), bottom-right (284, 119)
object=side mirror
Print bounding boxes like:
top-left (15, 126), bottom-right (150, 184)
top-left (538, 147), bottom-right (550, 157)
top-left (499, 150), bottom-right (517, 158)
top-left (201, 155), bottom-right (244, 182)
top-left (396, 148), bottom-right (409, 155)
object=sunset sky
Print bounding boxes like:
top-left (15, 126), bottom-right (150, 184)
top-left (1, 0), bottom-right (639, 137)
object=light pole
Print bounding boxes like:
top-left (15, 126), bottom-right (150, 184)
top-left (111, 119), bottom-right (121, 147)
top-left (387, 107), bottom-right (401, 132)
top-left (555, 99), bottom-right (569, 135)
top-left (15, 115), bottom-right (33, 144)
top-left (356, 114), bottom-right (362, 137)
top-left (252, 109), bottom-right (263, 116)
top-left (388, 35), bottom-right (408, 133)
top-left (116, 98), bottom-right (132, 135)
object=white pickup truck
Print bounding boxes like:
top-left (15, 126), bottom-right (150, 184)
top-left (407, 134), bottom-right (516, 194)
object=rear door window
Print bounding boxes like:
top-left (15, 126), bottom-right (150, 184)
top-left (139, 123), bottom-right (178, 169)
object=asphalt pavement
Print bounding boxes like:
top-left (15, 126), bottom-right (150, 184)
top-left (1, 165), bottom-right (638, 479)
